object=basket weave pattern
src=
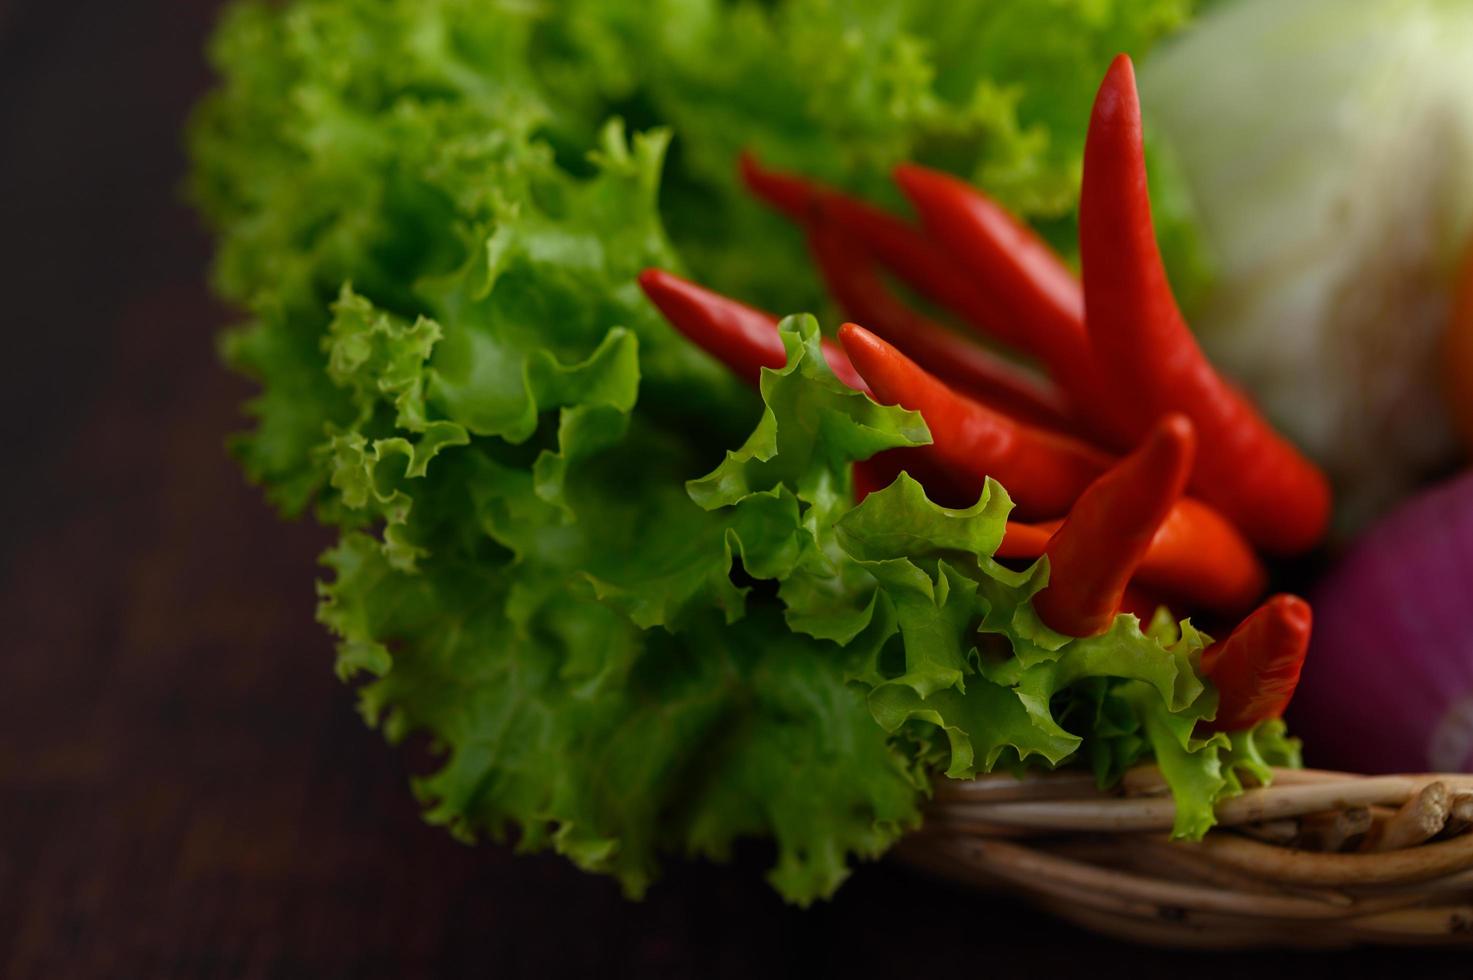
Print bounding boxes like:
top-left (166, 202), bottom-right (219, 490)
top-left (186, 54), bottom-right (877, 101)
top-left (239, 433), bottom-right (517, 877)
top-left (900, 767), bottom-right (1473, 948)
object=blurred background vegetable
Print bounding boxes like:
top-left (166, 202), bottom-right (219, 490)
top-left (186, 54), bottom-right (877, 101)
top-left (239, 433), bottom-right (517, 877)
top-left (1292, 471), bottom-right (1473, 773)
top-left (1141, 0), bottom-right (1473, 531)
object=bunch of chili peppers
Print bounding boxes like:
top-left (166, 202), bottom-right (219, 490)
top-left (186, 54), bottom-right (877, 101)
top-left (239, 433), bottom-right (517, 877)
top-left (638, 56), bottom-right (1326, 733)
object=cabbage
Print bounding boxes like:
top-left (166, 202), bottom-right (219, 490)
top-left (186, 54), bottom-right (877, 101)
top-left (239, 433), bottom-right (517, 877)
top-left (1142, 0), bottom-right (1473, 530)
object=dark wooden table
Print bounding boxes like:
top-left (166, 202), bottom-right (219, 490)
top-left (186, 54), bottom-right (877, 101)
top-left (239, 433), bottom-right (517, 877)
top-left (2, 2), bottom-right (1468, 976)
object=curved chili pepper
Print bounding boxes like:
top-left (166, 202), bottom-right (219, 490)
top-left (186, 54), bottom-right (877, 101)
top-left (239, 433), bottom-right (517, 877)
top-left (1135, 497), bottom-right (1266, 615)
top-left (1000, 496), bottom-right (1265, 616)
top-left (838, 322), bottom-right (1112, 519)
top-left (736, 151), bottom-right (815, 222)
top-left (996, 519), bottom-right (1061, 560)
top-left (887, 164), bottom-right (1134, 446)
top-left (804, 207), bottom-right (1075, 431)
top-left (1079, 55), bottom-right (1331, 555)
top-left (1200, 594), bottom-right (1312, 732)
top-left (639, 269), bottom-right (906, 504)
top-left (637, 269), bottom-right (866, 390)
top-left (739, 152), bottom-right (1027, 354)
top-left (1033, 414), bottom-right (1196, 637)
top-left (890, 164), bottom-right (1088, 371)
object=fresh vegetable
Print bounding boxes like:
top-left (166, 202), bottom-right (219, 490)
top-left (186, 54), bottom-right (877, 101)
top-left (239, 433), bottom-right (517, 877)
top-left (1294, 472), bottom-right (1473, 774)
top-left (1141, 0), bottom-right (1473, 529)
top-left (1000, 496), bottom-right (1266, 617)
top-left (837, 323), bottom-right (1113, 519)
top-left (891, 163), bottom-right (1094, 393)
top-left (1078, 56), bottom-right (1331, 555)
top-left (190, 0), bottom-right (1302, 903)
top-left (744, 154), bottom-right (1109, 431)
top-left (637, 268), bottom-right (866, 390)
top-left (1201, 595), bottom-right (1312, 734)
top-left (1033, 415), bottom-right (1195, 637)
top-left (803, 206), bottom-right (1072, 429)
top-left (745, 62), bottom-right (1331, 556)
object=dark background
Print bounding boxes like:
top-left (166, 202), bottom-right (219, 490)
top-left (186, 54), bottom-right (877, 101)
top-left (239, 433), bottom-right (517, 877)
top-left (0, 2), bottom-right (1466, 976)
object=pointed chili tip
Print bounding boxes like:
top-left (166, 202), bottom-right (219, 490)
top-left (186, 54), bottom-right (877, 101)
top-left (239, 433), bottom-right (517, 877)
top-left (1201, 592), bottom-right (1313, 731)
top-left (637, 267), bottom-right (668, 293)
top-left (1138, 412), bottom-right (1197, 496)
top-left (890, 161), bottom-right (931, 193)
top-left (637, 267), bottom-right (687, 317)
top-left (838, 321), bottom-right (882, 357)
top-left (890, 162), bottom-right (959, 213)
top-left (637, 267), bottom-right (675, 305)
top-left (1200, 592), bottom-right (1313, 678)
top-left (737, 149), bottom-right (813, 221)
top-left (1090, 53), bottom-right (1141, 132)
top-left (837, 322), bottom-right (914, 402)
top-left (1262, 593), bottom-right (1314, 640)
top-left (736, 148), bottom-right (763, 185)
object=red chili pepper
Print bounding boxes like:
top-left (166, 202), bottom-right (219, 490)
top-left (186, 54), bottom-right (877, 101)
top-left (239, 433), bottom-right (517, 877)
top-left (890, 163), bottom-right (1088, 373)
top-left (1079, 55), bottom-right (1331, 555)
top-left (639, 269), bottom-right (908, 504)
top-left (637, 268), bottom-right (866, 390)
top-left (1032, 414), bottom-right (1196, 637)
top-left (838, 322), bottom-right (1113, 519)
top-left (995, 519), bottom-right (1061, 560)
top-left (740, 152), bottom-right (1033, 357)
top-left (1199, 594), bottom-right (1312, 732)
top-left (884, 163), bottom-right (1133, 446)
top-left (1000, 495), bottom-right (1265, 616)
top-left (1133, 498), bottom-right (1266, 615)
top-left (804, 206), bottom-right (1075, 432)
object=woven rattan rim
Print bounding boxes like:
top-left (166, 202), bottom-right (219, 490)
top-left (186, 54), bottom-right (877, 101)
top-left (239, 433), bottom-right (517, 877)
top-left (900, 767), bottom-right (1473, 948)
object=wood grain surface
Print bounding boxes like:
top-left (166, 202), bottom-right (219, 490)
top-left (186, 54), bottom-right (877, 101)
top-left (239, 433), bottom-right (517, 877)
top-left (2, 2), bottom-right (1469, 976)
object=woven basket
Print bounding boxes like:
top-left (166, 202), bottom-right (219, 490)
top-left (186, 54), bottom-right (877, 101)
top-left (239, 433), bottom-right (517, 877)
top-left (898, 767), bottom-right (1473, 948)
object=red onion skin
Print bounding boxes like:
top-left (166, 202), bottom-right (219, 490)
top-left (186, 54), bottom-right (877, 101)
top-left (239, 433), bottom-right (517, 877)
top-left (1290, 470), bottom-right (1473, 773)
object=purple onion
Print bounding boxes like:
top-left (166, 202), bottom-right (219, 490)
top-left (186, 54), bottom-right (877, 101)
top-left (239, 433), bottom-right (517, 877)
top-left (1291, 471), bottom-right (1473, 773)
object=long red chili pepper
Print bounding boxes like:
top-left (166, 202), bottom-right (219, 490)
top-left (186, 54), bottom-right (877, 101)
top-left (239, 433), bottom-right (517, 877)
top-left (1200, 594), bottom-right (1312, 732)
top-left (639, 269), bottom-right (920, 505)
top-left (1000, 496), bottom-right (1265, 616)
top-left (637, 269), bottom-right (866, 390)
top-left (1032, 414), bottom-right (1196, 637)
top-left (1079, 55), bottom-right (1331, 555)
top-left (890, 164), bottom-right (1089, 374)
top-left (740, 152), bottom-right (1031, 355)
top-left (838, 322), bottom-right (1112, 519)
top-left (804, 207), bottom-right (1075, 431)
top-left (889, 164), bottom-right (1134, 448)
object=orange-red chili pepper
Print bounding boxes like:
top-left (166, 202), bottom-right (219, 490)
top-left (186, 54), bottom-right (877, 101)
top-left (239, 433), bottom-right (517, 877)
top-left (1135, 498), bottom-right (1266, 615)
top-left (838, 322), bottom-right (1112, 519)
top-left (995, 519), bottom-right (1061, 560)
top-left (639, 269), bottom-right (913, 504)
top-left (740, 152), bottom-right (1032, 356)
top-left (1079, 56), bottom-right (1331, 555)
top-left (889, 163), bottom-right (1132, 448)
top-left (890, 164), bottom-right (1088, 375)
top-left (1200, 594), bottom-right (1312, 732)
top-left (1000, 495), bottom-right (1265, 616)
top-left (804, 207), bottom-right (1074, 432)
top-left (637, 268), bottom-right (866, 390)
top-left (1032, 414), bottom-right (1196, 636)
